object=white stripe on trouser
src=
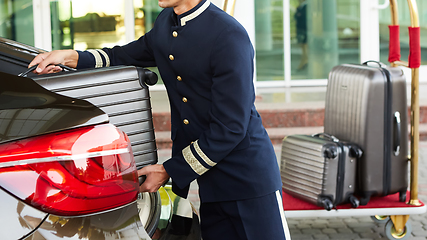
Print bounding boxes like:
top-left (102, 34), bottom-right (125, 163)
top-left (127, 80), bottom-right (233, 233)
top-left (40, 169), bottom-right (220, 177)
top-left (276, 190), bottom-right (292, 240)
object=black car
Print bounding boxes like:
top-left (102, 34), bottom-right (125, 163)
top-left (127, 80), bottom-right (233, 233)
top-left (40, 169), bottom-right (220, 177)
top-left (0, 37), bottom-right (201, 240)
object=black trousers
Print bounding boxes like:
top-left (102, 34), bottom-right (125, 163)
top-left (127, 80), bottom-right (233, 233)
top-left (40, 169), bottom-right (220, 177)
top-left (200, 190), bottom-right (291, 240)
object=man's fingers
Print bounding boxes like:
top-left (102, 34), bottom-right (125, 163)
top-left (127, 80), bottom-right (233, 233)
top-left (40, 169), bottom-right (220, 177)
top-left (137, 166), bottom-right (150, 177)
top-left (28, 52), bottom-right (46, 67)
top-left (29, 50), bottom-right (78, 75)
top-left (29, 50), bottom-right (67, 73)
top-left (137, 164), bottom-right (170, 193)
top-left (139, 182), bottom-right (157, 193)
top-left (34, 64), bottom-right (55, 75)
top-left (29, 52), bottom-right (50, 73)
top-left (46, 65), bottom-right (63, 74)
top-left (44, 65), bottom-right (58, 74)
top-left (139, 176), bottom-right (160, 193)
top-left (37, 54), bottom-right (60, 73)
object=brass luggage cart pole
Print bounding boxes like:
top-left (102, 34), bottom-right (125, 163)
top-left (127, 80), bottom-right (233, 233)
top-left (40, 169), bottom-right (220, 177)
top-left (389, 0), bottom-right (421, 206)
top-left (387, 0), bottom-right (421, 236)
top-left (406, 0), bottom-right (421, 208)
top-left (222, 0), bottom-right (236, 16)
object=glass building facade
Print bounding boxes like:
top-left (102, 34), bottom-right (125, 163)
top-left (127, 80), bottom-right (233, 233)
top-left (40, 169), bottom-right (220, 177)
top-left (0, 0), bottom-right (426, 87)
top-left (0, 0), bottom-right (35, 46)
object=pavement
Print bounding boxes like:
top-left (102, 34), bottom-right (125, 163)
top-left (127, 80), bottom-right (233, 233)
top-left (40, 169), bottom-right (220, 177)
top-left (153, 84), bottom-right (427, 240)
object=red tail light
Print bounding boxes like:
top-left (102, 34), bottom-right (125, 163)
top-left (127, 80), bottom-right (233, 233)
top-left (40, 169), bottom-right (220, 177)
top-left (0, 124), bottom-right (139, 216)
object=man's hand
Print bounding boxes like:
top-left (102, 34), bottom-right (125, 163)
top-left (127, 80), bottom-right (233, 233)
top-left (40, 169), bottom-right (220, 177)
top-left (138, 164), bottom-right (170, 193)
top-left (29, 50), bottom-right (79, 74)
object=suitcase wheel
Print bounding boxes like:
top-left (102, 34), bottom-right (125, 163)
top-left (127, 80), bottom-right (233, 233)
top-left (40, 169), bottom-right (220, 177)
top-left (323, 147), bottom-right (338, 159)
top-left (399, 191), bottom-right (407, 202)
top-left (320, 198), bottom-right (333, 211)
top-left (349, 195), bottom-right (360, 208)
top-left (359, 195), bottom-right (371, 206)
top-left (349, 146), bottom-right (363, 158)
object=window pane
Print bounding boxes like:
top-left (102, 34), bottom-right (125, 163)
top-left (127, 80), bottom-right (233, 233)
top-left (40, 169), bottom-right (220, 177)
top-left (50, 0), bottom-right (162, 50)
top-left (255, 0), bottom-right (284, 82)
top-left (50, 0), bottom-right (163, 83)
top-left (379, 0), bottom-right (427, 65)
top-left (134, 0), bottom-right (162, 40)
top-left (290, 0), bottom-right (360, 80)
top-left (0, 0), bottom-right (34, 46)
top-left (134, 0), bottom-right (162, 83)
top-left (51, 0), bottom-right (126, 50)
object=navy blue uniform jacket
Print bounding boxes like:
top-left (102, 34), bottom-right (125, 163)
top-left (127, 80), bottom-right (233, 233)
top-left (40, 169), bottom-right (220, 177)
top-left (77, 0), bottom-right (282, 203)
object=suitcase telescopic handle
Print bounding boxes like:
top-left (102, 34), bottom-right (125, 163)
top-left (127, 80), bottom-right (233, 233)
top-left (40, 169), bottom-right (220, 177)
top-left (362, 60), bottom-right (386, 68)
top-left (313, 133), bottom-right (339, 142)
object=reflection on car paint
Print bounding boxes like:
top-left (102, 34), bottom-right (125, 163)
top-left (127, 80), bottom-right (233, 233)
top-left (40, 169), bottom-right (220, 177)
top-left (0, 189), bottom-right (47, 239)
top-left (156, 185), bottom-right (202, 240)
top-left (0, 71), bottom-right (108, 144)
top-left (35, 202), bottom-right (151, 240)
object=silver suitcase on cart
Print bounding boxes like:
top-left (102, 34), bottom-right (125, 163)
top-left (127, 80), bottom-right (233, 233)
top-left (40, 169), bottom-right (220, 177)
top-left (281, 134), bottom-right (361, 210)
top-left (324, 62), bottom-right (409, 204)
top-left (33, 66), bottom-right (158, 169)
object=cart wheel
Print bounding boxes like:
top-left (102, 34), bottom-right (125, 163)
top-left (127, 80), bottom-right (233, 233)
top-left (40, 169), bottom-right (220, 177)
top-left (370, 215), bottom-right (390, 224)
top-left (384, 219), bottom-right (412, 240)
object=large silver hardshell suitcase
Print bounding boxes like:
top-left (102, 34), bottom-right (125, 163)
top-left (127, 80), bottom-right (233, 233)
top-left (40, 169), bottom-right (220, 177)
top-left (324, 63), bottom-right (409, 204)
top-left (33, 66), bottom-right (158, 169)
top-left (281, 134), bottom-right (361, 210)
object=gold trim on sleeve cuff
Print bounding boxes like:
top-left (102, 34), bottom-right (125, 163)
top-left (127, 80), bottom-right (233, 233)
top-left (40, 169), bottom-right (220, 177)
top-left (96, 49), bottom-right (110, 67)
top-left (88, 49), bottom-right (103, 68)
top-left (194, 140), bottom-right (216, 167)
top-left (182, 144), bottom-right (209, 176)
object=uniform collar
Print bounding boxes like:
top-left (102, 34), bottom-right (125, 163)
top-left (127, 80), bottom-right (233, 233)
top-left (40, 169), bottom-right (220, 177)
top-left (176, 0), bottom-right (210, 26)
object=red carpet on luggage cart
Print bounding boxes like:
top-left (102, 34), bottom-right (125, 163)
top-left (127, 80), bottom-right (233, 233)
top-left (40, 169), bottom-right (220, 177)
top-left (282, 190), bottom-right (426, 218)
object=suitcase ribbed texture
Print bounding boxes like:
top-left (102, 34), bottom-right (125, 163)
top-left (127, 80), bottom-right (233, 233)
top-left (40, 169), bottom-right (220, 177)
top-left (34, 66), bottom-right (157, 168)
top-left (324, 66), bottom-right (368, 144)
top-left (281, 137), bottom-right (328, 203)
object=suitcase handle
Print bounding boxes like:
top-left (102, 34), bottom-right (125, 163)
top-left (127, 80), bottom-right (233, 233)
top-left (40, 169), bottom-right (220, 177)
top-left (312, 133), bottom-right (339, 142)
top-left (393, 111), bottom-right (401, 156)
top-left (18, 63), bottom-right (76, 77)
top-left (362, 60), bottom-right (386, 68)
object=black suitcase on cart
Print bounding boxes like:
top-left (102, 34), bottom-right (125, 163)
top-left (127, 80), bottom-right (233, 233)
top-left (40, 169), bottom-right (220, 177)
top-left (324, 62), bottom-right (409, 204)
top-left (281, 134), bottom-right (362, 210)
